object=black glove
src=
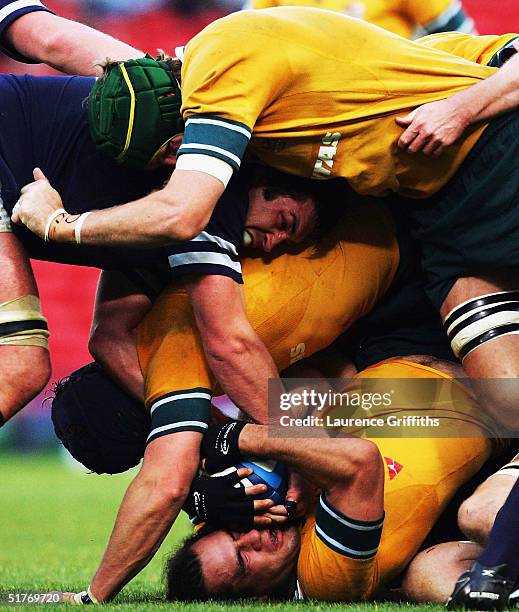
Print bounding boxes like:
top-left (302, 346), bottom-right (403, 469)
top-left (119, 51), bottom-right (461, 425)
top-left (201, 421), bottom-right (247, 474)
top-left (183, 470), bottom-right (254, 531)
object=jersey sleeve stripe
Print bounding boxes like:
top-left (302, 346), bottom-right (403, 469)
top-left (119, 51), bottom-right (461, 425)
top-left (423, 0), bottom-right (473, 34)
top-left (147, 421), bottom-right (209, 443)
top-left (179, 115), bottom-right (252, 171)
top-left (319, 495), bottom-right (384, 530)
top-left (168, 251), bottom-right (242, 274)
top-left (186, 117), bottom-right (252, 139)
top-left (316, 495), bottom-right (384, 558)
top-left (315, 524), bottom-right (379, 558)
top-left (178, 143), bottom-right (242, 168)
top-left (192, 231), bottom-right (239, 256)
top-left (147, 388), bottom-right (212, 444)
top-left (168, 263), bottom-right (243, 283)
top-left (0, 0), bottom-right (45, 23)
top-left (150, 390), bottom-right (212, 414)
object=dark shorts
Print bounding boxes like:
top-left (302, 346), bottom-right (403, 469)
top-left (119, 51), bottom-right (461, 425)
top-left (400, 109), bottom-right (519, 310)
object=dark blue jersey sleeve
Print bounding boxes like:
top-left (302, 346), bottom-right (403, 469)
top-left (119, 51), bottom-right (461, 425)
top-left (0, 0), bottom-right (55, 62)
top-left (165, 173), bottom-right (249, 283)
top-left (0, 74), bottom-right (169, 270)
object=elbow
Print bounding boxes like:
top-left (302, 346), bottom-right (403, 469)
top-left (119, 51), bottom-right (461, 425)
top-left (156, 197), bottom-right (205, 242)
top-left (37, 29), bottom-right (77, 69)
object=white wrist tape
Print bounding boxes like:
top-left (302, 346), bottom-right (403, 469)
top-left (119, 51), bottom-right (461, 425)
top-left (74, 211), bottom-right (92, 245)
top-left (44, 208), bottom-right (67, 242)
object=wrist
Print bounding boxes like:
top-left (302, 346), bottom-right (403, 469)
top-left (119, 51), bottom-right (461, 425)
top-left (45, 209), bottom-right (78, 243)
top-left (46, 210), bottom-right (92, 244)
top-left (239, 423), bottom-right (267, 456)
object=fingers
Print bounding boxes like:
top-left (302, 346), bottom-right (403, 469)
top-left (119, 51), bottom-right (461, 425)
top-left (244, 483), bottom-right (267, 497)
top-left (252, 499), bottom-right (274, 513)
top-left (33, 167), bottom-right (47, 181)
top-left (235, 467), bottom-right (253, 479)
top-left (395, 110), bottom-right (416, 127)
top-left (11, 202), bottom-right (21, 224)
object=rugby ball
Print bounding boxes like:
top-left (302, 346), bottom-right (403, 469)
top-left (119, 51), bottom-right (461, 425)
top-left (211, 459), bottom-right (288, 506)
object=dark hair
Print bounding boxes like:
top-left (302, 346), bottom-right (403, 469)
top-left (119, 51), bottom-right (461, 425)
top-left (165, 526), bottom-right (295, 602)
top-left (246, 164), bottom-right (352, 240)
top-left (164, 529), bottom-right (243, 602)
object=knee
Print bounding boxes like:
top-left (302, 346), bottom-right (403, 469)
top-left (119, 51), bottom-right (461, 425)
top-left (0, 347), bottom-right (51, 421)
top-left (457, 495), bottom-right (492, 545)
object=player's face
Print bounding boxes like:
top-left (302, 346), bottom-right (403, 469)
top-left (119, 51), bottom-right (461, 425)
top-left (244, 187), bottom-right (317, 252)
top-left (193, 526), bottom-right (300, 598)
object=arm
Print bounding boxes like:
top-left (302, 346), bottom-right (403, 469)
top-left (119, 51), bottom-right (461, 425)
top-left (238, 423), bottom-right (383, 518)
top-left (89, 271), bottom-right (152, 401)
top-left (4, 11), bottom-right (142, 76)
top-left (186, 274), bottom-right (280, 425)
top-left (11, 168), bottom-right (225, 246)
top-left (397, 42), bottom-right (519, 156)
top-left (88, 432), bottom-right (201, 601)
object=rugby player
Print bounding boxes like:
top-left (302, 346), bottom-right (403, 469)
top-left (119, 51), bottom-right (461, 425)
top-left (0, 0), bottom-right (141, 75)
top-left (401, 451), bottom-right (519, 608)
top-left (0, 0), bottom-right (143, 425)
top-left (13, 15), bottom-right (519, 430)
top-left (0, 69), bottom-right (322, 424)
top-left (247, 0), bottom-right (476, 40)
top-left (51, 192), bottom-right (502, 603)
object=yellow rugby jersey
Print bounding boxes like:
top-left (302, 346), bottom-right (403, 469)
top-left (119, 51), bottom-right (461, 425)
top-left (296, 360), bottom-right (493, 601)
top-left (179, 8), bottom-right (495, 198)
top-left (137, 201), bottom-right (398, 417)
top-left (251, 0), bottom-right (474, 40)
top-left (418, 31), bottom-right (519, 67)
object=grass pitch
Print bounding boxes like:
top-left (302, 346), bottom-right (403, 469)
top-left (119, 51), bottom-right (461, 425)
top-left (0, 453), bottom-right (444, 611)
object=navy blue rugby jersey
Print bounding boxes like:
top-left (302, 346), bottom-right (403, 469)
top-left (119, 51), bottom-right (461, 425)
top-left (0, 74), bottom-right (251, 279)
top-left (165, 171), bottom-right (249, 284)
top-left (0, 0), bottom-right (54, 62)
top-left (0, 73), bottom-right (171, 269)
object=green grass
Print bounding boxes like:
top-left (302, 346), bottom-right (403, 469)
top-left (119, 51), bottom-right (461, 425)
top-left (0, 453), bottom-right (444, 611)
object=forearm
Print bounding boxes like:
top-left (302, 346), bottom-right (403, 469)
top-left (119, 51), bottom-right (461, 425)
top-left (90, 331), bottom-right (144, 401)
top-left (89, 433), bottom-right (201, 601)
top-left (452, 54), bottom-right (519, 126)
top-left (239, 424), bottom-right (353, 489)
top-left (5, 13), bottom-right (142, 76)
top-left (54, 193), bottom-right (195, 246)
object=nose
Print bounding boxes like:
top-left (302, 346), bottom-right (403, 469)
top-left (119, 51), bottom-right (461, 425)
top-left (236, 529), bottom-right (262, 551)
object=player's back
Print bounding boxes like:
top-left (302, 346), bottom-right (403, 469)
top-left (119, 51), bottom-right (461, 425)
top-left (0, 74), bottom-right (168, 268)
top-left (183, 8), bottom-right (494, 197)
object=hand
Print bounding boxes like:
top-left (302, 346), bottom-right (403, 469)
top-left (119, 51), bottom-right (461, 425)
top-left (183, 467), bottom-right (275, 531)
top-left (396, 98), bottom-right (470, 157)
top-left (11, 168), bottom-right (65, 238)
top-left (201, 421), bottom-right (247, 474)
top-left (284, 470), bottom-right (315, 521)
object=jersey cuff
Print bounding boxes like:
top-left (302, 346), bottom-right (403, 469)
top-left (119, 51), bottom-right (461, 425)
top-left (147, 388), bottom-right (212, 445)
top-left (315, 494), bottom-right (384, 558)
top-left (0, 2), bottom-right (54, 63)
top-left (176, 153), bottom-right (234, 187)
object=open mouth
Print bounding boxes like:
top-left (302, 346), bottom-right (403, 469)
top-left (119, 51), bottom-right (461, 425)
top-left (242, 229), bottom-right (253, 247)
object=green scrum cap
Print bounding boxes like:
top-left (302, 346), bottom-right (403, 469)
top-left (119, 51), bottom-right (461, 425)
top-left (88, 54), bottom-right (184, 168)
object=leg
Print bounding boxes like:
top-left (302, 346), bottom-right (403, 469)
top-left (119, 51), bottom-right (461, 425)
top-left (0, 232), bottom-right (51, 423)
top-left (441, 274), bottom-right (519, 430)
top-left (403, 541), bottom-right (482, 604)
top-left (458, 453), bottom-right (519, 546)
